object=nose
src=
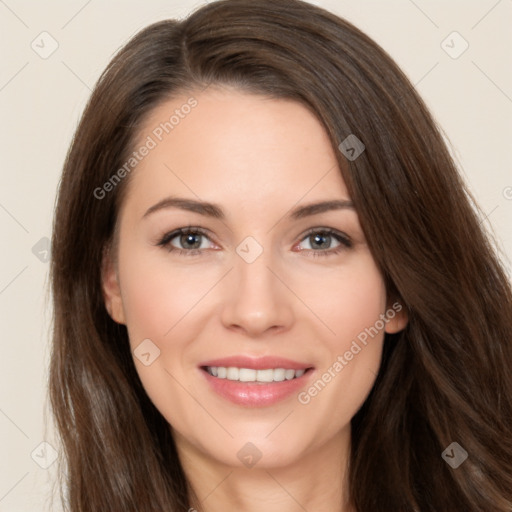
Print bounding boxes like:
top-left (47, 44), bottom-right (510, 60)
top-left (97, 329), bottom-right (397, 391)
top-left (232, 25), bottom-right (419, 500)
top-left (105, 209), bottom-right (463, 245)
top-left (220, 249), bottom-right (295, 338)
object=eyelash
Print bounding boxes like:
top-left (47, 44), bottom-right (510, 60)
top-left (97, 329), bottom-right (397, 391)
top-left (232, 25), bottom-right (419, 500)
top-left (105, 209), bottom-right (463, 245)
top-left (156, 226), bottom-right (352, 258)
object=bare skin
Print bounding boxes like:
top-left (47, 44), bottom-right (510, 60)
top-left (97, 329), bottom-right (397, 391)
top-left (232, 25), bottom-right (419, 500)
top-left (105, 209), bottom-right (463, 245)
top-left (102, 86), bottom-right (407, 512)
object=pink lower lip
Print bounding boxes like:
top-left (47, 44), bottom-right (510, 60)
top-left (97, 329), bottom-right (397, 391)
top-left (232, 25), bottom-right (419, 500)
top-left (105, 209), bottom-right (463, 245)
top-left (200, 368), bottom-right (314, 407)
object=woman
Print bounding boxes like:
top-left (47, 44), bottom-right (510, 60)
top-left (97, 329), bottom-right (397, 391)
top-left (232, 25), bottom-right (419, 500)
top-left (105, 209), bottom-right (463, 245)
top-left (49, 0), bottom-right (512, 510)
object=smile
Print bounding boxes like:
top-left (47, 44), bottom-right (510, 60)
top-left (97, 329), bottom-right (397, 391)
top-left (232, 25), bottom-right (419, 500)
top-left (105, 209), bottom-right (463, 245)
top-left (199, 356), bottom-right (315, 407)
top-left (205, 366), bottom-right (306, 382)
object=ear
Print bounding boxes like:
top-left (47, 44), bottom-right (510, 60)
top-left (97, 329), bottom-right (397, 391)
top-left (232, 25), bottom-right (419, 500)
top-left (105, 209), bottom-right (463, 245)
top-left (101, 245), bottom-right (126, 325)
top-left (384, 299), bottom-right (408, 334)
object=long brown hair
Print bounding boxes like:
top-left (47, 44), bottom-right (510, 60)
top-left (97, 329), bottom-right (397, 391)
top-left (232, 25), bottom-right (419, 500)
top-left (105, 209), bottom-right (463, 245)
top-left (49, 0), bottom-right (512, 510)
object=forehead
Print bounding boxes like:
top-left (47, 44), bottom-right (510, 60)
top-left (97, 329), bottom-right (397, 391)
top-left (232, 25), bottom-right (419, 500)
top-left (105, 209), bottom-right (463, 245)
top-left (124, 87), bottom-right (350, 212)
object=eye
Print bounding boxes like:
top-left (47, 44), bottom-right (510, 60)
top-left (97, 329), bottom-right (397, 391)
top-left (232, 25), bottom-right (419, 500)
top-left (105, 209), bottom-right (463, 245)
top-left (156, 226), bottom-right (352, 257)
top-left (295, 228), bottom-right (352, 257)
top-left (157, 227), bottom-right (216, 256)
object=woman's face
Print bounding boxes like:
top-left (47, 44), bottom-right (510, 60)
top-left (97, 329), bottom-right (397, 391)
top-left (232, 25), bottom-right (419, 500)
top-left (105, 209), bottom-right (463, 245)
top-left (103, 87), bottom-right (407, 469)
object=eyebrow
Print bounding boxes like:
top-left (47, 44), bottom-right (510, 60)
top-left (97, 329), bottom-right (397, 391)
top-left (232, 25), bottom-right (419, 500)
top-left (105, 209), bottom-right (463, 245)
top-left (142, 196), bottom-right (355, 220)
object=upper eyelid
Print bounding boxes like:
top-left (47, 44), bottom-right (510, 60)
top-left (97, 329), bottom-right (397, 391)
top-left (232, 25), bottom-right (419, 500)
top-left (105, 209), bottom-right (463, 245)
top-left (296, 228), bottom-right (352, 248)
top-left (158, 226), bottom-right (214, 245)
top-left (300, 226), bottom-right (349, 238)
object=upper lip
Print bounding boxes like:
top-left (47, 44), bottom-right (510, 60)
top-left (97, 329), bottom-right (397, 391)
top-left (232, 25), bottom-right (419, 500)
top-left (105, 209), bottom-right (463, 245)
top-left (199, 355), bottom-right (313, 371)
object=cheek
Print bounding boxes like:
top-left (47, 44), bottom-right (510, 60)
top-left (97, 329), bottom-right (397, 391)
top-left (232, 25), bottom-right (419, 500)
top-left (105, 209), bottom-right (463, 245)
top-left (118, 244), bottom-right (218, 345)
top-left (293, 253), bottom-right (387, 424)
top-left (297, 251), bottom-right (387, 344)
top-left (116, 244), bottom-right (217, 433)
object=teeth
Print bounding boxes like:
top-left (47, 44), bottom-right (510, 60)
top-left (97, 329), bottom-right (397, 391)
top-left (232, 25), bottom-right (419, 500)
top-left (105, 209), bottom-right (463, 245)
top-left (284, 369), bottom-right (295, 380)
top-left (226, 367), bottom-right (239, 380)
top-left (239, 368), bottom-right (257, 382)
top-left (257, 369), bottom-right (274, 382)
top-left (273, 368), bottom-right (285, 382)
top-left (206, 366), bottom-right (307, 382)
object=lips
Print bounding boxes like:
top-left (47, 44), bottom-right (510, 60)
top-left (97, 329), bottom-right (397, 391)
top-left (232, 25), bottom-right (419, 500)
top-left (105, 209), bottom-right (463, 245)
top-left (198, 355), bottom-right (315, 407)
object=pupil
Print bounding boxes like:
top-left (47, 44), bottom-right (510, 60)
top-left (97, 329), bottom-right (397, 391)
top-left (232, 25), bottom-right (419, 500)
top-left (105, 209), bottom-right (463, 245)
top-left (181, 233), bottom-right (201, 249)
top-left (311, 233), bottom-right (330, 249)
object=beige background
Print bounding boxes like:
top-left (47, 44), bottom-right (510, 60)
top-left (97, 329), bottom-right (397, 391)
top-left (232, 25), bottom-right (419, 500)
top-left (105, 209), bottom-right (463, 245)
top-left (1, 0), bottom-right (511, 510)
